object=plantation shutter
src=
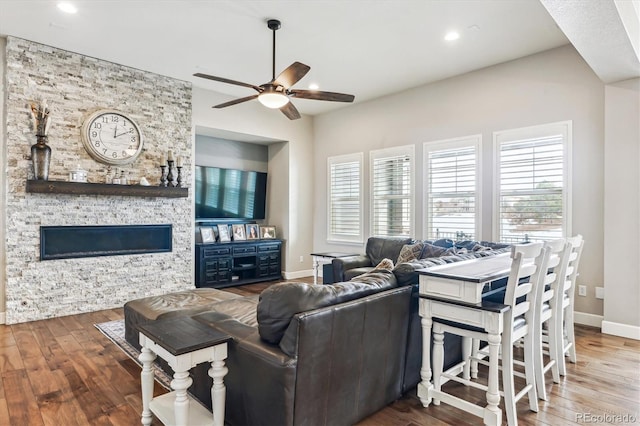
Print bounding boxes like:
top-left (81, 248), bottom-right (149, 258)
top-left (328, 154), bottom-right (362, 242)
top-left (497, 133), bottom-right (566, 242)
top-left (371, 146), bottom-right (414, 237)
top-left (426, 143), bottom-right (477, 240)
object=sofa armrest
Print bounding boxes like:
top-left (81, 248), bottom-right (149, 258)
top-left (191, 311), bottom-right (297, 426)
top-left (331, 255), bottom-right (372, 282)
top-left (282, 286), bottom-right (411, 425)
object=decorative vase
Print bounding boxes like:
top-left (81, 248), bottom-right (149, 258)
top-left (31, 135), bottom-right (51, 180)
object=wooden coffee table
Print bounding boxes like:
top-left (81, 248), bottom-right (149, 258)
top-left (138, 316), bottom-right (231, 426)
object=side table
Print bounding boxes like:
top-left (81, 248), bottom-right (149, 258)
top-left (138, 316), bottom-right (231, 426)
top-left (310, 252), bottom-right (358, 285)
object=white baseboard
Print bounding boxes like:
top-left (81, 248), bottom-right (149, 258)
top-left (0, 312), bottom-right (5, 324)
top-left (283, 269), bottom-right (313, 280)
top-left (602, 320), bottom-right (640, 340)
top-left (574, 311), bottom-right (603, 328)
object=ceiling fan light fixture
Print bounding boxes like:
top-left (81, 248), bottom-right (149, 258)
top-left (258, 92), bottom-right (289, 109)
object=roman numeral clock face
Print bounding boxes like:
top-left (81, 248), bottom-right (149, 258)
top-left (81, 109), bottom-right (143, 165)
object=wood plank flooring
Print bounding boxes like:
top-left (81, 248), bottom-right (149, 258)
top-left (1, 280), bottom-right (638, 425)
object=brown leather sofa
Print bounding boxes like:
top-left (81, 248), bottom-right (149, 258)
top-left (125, 266), bottom-right (412, 426)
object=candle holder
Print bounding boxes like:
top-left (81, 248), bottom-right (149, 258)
top-left (167, 160), bottom-right (175, 187)
top-left (176, 166), bottom-right (183, 188)
top-left (159, 165), bottom-right (168, 187)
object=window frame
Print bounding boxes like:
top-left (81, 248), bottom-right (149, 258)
top-left (369, 145), bottom-right (415, 238)
top-left (423, 135), bottom-right (482, 241)
top-left (493, 121), bottom-right (572, 243)
top-left (326, 152), bottom-right (364, 244)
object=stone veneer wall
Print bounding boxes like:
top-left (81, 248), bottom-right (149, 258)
top-left (4, 37), bottom-right (193, 324)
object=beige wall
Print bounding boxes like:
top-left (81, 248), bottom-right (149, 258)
top-left (603, 78), bottom-right (640, 339)
top-left (313, 45), bottom-right (606, 318)
top-left (191, 87), bottom-right (314, 276)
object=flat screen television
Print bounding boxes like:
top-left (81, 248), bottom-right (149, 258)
top-left (195, 165), bottom-right (267, 220)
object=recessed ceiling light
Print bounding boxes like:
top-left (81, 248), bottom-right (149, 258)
top-left (57, 2), bottom-right (78, 14)
top-left (308, 83), bottom-right (319, 90)
top-left (444, 31), bottom-right (460, 41)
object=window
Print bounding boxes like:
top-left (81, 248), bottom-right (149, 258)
top-left (370, 145), bottom-right (414, 237)
top-left (424, 136), bottom-right (481, 241)
top-left (494, 121), bottom-right (572, 243)
top-left (327, 153), bottom-right (363, 243)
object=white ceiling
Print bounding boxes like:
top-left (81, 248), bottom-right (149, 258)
top-left (0, 0), bottom-right (637, 118)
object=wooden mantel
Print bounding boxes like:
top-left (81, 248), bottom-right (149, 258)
top-left (26, 180), bottom-right (188, 198)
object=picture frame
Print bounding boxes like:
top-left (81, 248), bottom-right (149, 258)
top-left (246, 224), bottom-right (259, 240)
top-left (200, 227), bottom-right (215, 243)
top-left (217, 224), bottom-right (231, 242)
top-left (232, 224), bottom-right (246, 241)
top-left (260, 226), bottom-right (276, 239)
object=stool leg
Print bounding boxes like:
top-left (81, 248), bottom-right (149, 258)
top-left (139, 347), bottom-right (156, 426)
top-left (534, 318), bottom-right (547, 401)
top-left (566, 310), bottom-right (577, 363)
top-left (462, 336), bottom-right (471, 380)
top-left (523, 331), bottom-right (539, 412)
top-left (500, 336), bottom-right (517, 426)
top-left (548, 317), bottom-right (560, 384)
top-left (432, 327), bottom-right (445, 406)
top-left (471, 338), bottom-right (480, 379)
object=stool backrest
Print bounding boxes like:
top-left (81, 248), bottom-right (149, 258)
top-left (541, 239), bottom-right (572, 317)
top-left (504, 243), bottom-right (550, 324)
top-left (563, 234), bottom-right (585, 306)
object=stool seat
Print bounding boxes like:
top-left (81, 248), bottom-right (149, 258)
top-left (124, 288), bottom-right (241, 349)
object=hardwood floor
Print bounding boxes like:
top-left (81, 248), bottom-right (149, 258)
top-left (1, 281), bottom-right (638, 425)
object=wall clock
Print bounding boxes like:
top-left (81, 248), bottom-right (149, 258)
top-left (81, 109), bottom-right (143, 165)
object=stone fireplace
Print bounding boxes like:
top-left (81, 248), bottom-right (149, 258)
top-left (3, 37), bottom-right (194, 324)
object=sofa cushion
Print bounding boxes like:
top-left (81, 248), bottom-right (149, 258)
top-left (257, 264), bottom-right (398, 344)
top-left (396, 242), bottom-right (425, 264)
top-left (345, 266), bottom-right (375, 280)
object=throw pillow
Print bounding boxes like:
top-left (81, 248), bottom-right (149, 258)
top-left (455, 240), bottom-right (479, 250)
top-left (431, 238), bottom-right (454, 248)
top-left (472, 243), bottom-right (492, 251)
top-left (374, 257), bottom-right (395, 271)
top-left (396, 242), bottom-right (424, 264)
top-left (421, 242), bottom-right (456, 259)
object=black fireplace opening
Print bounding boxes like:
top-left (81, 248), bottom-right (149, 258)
top-left (40, 224), bottom-right (172, 260)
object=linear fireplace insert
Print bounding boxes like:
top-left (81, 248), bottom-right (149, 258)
top-left (40, 224), bottom-right (172, 260)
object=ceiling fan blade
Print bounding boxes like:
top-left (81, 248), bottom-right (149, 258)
top-left (289, 89), bottom-right (355, 103)
top-left (279, 101), bottom-right (301, 120)
top-left (273, 62), bottom-right (311, 89)
top-left (194, 73), bottom-right (262, 92)
top-left (214, 94), bottom-right (259, 109)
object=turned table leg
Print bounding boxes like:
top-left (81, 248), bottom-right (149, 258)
top-left (209, 358), bottom-right (229, 426)
top-left (139, 346), bottom-right (156, 426)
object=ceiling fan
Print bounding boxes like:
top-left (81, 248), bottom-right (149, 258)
top-left (194, 19), bottom-right (355, 120)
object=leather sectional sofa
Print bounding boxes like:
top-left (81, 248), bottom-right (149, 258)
top-left (331, 237), bottom-right (511, 392)
top-left (124, 237), bottom-right (510, 426)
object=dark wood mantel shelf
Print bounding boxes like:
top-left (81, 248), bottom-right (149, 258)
top-left (26, 180), bottom-right (188, 198)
